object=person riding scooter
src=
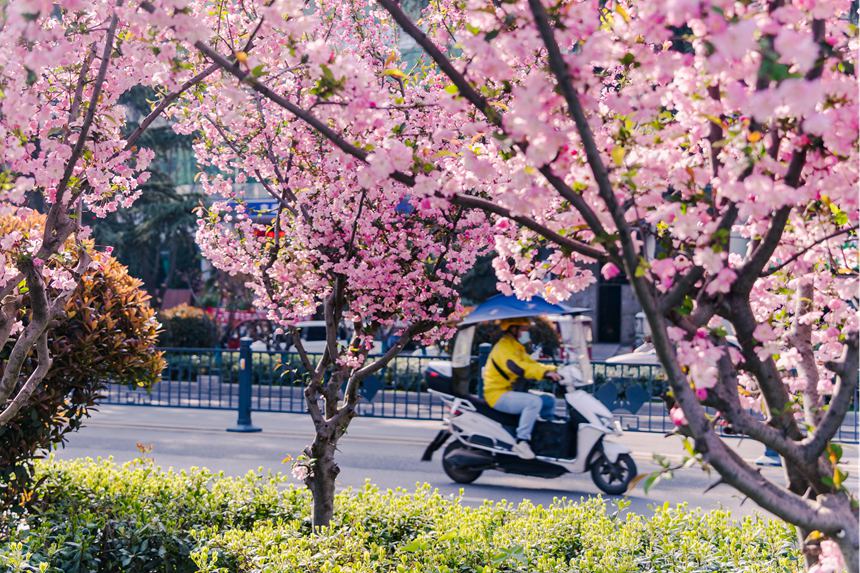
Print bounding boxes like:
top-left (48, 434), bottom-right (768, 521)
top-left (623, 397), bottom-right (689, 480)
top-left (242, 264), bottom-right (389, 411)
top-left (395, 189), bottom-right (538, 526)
top-left (483, 318), bottom-right (562, 460)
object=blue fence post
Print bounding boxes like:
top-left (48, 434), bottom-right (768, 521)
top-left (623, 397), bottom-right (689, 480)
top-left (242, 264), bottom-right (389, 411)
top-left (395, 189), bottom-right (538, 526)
top-left (227, 337), bottom-right (261, 433)
top-left (476, 343), bottom-right (492, 397)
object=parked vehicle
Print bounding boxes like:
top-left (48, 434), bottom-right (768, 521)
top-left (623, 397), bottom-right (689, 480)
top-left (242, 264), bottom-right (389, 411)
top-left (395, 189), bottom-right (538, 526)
top-left (277, 320), bottom-right (383, 354)
top-left (605, 341), bottom-right (661, 366)
top-left (422, 363), bottom-right (637, 494)
top-left (606, 336), bottom-right (740, 365)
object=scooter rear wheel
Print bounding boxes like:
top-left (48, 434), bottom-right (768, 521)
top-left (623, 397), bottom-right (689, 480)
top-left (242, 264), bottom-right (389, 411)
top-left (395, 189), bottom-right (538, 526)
top-left (590, 452), bottom-right (637, 495)
top-left (442, 442), bottom-right (483, 484)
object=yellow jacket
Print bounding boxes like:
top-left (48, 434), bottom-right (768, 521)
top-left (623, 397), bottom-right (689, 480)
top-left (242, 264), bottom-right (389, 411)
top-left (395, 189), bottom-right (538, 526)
top-left (482, 334), bottom-right (556, 407)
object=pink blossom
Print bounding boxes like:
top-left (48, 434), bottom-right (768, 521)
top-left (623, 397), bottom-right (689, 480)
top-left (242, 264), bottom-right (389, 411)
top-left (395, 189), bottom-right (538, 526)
top-left (775, 27), bottom-right (819, 74)
top-left (650, 259), bottom-right (677, 290)
top-left (809, 540), bottom-right (845, 573)
top-left (601, 262), bottom-right (621, 280)
top-left (710, 19), bottom-right (758, 61)
top-left (693, 248), bottom-right (724, 274)
top-left (705, 268), bottom-right (737, 296)
top-left (753, 322), bottom-right (777, 343)
top-left (670, 406), bottom-right (688, 427)
top-left (291, 464), bottom-right (310, 481)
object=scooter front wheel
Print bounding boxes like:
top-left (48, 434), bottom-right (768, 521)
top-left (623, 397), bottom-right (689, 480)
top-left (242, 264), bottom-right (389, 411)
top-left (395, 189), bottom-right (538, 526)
top-left (442, 442), bottom-right (483, 484)
top-left (590, 452), bottom-right (637, 495)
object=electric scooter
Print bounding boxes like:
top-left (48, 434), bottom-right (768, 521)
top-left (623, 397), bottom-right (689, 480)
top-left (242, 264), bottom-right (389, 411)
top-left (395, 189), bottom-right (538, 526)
top-left (422, 364), bottom-right (637, 495)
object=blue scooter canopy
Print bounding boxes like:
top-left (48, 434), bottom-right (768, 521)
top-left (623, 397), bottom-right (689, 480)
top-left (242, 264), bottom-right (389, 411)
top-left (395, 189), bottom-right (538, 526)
top-left (459, 294), bottom-right (588, 326)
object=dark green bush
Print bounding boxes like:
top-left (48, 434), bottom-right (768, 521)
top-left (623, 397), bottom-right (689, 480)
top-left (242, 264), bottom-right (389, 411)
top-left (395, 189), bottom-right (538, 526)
top-left (0, 459), bottom-right (802, 573)
top-left (158, 305), bottom-right (219, 348)
top-left (0, 213), bottom-right (163, 509)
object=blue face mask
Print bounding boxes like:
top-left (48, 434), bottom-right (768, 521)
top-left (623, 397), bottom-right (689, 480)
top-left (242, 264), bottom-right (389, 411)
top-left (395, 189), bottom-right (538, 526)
top-left (518, 330), bottom-right (531, 345)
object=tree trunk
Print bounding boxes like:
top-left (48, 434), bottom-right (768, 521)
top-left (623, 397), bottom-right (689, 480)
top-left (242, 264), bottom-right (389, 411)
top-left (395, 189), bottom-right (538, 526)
top-left (306, 434), bottom-right (339, 529)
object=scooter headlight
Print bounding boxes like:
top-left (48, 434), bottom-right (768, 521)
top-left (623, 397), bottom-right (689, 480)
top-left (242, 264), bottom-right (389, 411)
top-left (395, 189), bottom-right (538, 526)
top-left (596, 414), bottom-right (615, 430)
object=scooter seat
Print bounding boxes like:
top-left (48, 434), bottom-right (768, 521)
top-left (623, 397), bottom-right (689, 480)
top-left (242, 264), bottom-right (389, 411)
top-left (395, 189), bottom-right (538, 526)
top-left (466, 395), bottom-right (521, 427)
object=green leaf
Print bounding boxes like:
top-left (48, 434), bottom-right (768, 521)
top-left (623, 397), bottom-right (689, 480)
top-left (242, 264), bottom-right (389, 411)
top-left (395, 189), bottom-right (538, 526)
top-left (250, 64), bottom-right (267, 78)
top-left (643, 472), bottom-right (662, 494)
top-left (402, 539), bottom-right (427, 552)
top-left (383, 68), bottom-right (407, 79)
top-left (443, 84), bottom-right (459, 95)
top-left (677, 295), bottom-right (694, 316)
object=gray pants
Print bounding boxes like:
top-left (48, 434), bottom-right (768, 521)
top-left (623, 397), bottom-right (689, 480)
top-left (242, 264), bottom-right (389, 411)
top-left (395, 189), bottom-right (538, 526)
top-left (493, 391), bottom-right (555, 441)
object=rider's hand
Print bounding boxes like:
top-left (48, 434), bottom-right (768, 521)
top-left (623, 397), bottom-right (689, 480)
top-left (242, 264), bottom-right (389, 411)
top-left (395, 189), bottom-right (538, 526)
top-left (545, 371), bottom-right (561, 382)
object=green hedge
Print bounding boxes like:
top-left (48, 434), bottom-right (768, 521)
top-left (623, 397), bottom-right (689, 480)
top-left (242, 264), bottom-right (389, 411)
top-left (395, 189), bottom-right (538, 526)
top-left (1, 459), bottom-right (802, 573)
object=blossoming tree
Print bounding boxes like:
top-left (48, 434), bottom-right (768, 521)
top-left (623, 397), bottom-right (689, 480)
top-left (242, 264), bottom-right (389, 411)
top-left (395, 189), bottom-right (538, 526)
top-left (0, 2), bottom-right (214, 427)
top-left (140, 0), bottom-right (858, 566)
top-left (137, 0), bottom-right (495, 527)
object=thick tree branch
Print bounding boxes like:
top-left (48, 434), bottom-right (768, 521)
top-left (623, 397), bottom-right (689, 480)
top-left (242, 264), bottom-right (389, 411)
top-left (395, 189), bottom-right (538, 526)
top-left (55, 10), bottom-right (120, 204)
top-left (660, 205), bottom-right (738, 314)
top-left (709, 352), bottom-right (828, 486)
top-left (376, 0), bottom-right (491, 121)
top-left (65, 43), bottom-right (98, 144)
top-left (124, 63), bottom-right (219, 152)
top-left (291, 327), bottom-right (314, 373)
top-left (354, 321), bottom-right (431, 383)
top-left (0, 334), bottom-right (52, 426)
top-left (527, 0), bottom-right (616, 216)
top-left (706, 84), bottom-right (724, 178)
top-left (377, 0), bottom-right (611, 242)
top-left (451, 193), bottom-right (605, 260)
top-left (0, 262), bottom-right (54, 407)
top-left (762, 225), bottom-right (858, 277)
top-left (736, 205), bottom-right (792, 292)
top-left (801, 332), bottom-right (859, 461)
top-left (727, 297), bottom-right (804, 440)
top-left (735, 147), bottom-right (807, 292)
top-left (790, 280), bottom-right (823, 425)
top-left (0, 295), bottom-right (20, 355)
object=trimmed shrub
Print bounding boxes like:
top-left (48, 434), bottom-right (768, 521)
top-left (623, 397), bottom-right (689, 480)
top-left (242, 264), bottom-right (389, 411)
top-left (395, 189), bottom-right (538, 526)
top-left (0, 214), bottom-right (163, 509)
top-left (0, 459), bottom-right (803, 573)
top-left (158, 304), bottom-right (219, 348)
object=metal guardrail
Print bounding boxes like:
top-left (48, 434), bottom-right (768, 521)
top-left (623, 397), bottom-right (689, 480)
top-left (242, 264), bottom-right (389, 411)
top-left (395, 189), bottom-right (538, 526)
top-left (103, 342), bottom-right (859, 443)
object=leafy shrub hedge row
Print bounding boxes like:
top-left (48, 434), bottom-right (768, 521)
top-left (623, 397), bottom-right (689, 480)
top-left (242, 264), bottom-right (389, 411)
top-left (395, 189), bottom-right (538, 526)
top-left (1, 459), bottom-right (802, 573)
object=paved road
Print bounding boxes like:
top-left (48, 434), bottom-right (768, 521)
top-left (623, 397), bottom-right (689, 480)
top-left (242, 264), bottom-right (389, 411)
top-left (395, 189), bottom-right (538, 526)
top-left (58, 405), bottom-right (858, 518)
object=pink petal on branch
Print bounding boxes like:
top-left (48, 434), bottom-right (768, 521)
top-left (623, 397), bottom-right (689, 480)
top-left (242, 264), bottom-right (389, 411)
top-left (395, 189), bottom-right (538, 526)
top-left (600, 262), bottom-right (620, 280)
